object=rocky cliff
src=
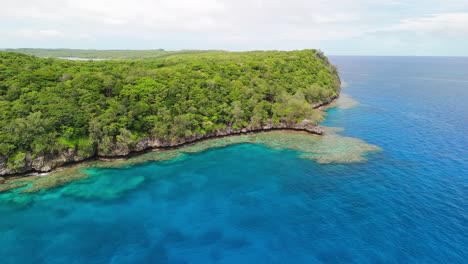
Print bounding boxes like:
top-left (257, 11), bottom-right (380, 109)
top-left (0, 120), bottom-right (324, 177)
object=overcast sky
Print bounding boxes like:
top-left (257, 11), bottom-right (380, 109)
top-left (1, 0), bottom-right (467, 55)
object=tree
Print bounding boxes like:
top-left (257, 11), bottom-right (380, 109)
top-left (0, 49), bottom-right (340, 165)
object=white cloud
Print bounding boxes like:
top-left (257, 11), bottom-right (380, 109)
top-left (1, 0), bottom-right (467, 54)
top-left (383, 12), bottom-right (468, 36)
top-left (17, 29), bottom-right (65, 39)
top-left (0, 0), bottom-right (369, 41)
top-left (365, 11), bottom-right (468, 52)
top-left (15, 29), bottom-right (92, 40)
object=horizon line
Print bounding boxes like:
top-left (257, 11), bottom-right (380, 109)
top-left (1, 48), bottom-right (467, 58)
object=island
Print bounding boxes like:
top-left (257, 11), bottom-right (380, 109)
top-left (0, 49), bottom-right (341, 177)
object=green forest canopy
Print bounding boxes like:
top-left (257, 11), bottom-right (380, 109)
top-left (0, 49), bottom-right (340, 166)
top-left (3, 48), bottom-right (220, 60)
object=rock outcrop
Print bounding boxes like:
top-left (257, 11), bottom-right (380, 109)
top-left (99, 120), bottom-right (323, 157)
top-left (312, 96), bottom-right (338, 109)
top-left (0, 148), bottom-right (91, 176)
top-left (0, 120), bottom-right (324, 177)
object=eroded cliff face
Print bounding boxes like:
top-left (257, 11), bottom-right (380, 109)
top-left (0, 148), bottom-right (91, 176)
top-left (0, 120), bottom-right (323, 176)
top-left (0, 156), bottom-right (9, 175)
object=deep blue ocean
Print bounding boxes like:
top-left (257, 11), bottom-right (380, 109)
top-left (1, 57), bottom-right (467, 263)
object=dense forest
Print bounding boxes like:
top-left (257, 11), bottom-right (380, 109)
top-left (0, 49), bottom-right (340, 172)
top-left (4, 48), bottom-right (220, 60)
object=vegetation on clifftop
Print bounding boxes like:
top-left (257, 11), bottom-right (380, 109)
top-left (4, 48), bottom-right (219, 60)
top-left (0, 49), bottom-right (340, 168)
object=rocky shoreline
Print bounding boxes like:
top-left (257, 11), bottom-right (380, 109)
top-left (0, 118), bottom-right (328, 179)
top-left (0, 95), bottom-right (339, 178)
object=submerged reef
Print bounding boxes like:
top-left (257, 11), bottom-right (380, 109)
top-left (0, 94), bottom-right (380, 197)
top-left (324, 93), bottom-right (359, 109)
top-left (0, 128), bottom-right (380, 195)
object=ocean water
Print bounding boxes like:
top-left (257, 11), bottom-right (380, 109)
top-left (1, 57), bottom-right (467, 263)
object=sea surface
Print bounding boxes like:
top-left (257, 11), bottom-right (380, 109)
top-left (1, 57), bottom-right (467, 263)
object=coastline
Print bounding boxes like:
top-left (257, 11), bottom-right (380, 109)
top-left (0, 97), bottom-right (337, 180)
top-left (1, 127), bottom-right (320, 180)
top-left (0, 94), bottom-right (385, 194)
top-left (0, 126), bottom-right (383, 194)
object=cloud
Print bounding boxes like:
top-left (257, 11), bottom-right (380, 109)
top-left (17, 29), bottom-right (65, 39)
top-left (0, 0), bottom-right (467, 54)
top-left (382, 12), bottom-right (468, 37)
top-left (0, 0), bottom-right (368, 41)
top-left (15, 29), bottom-right (92, 41)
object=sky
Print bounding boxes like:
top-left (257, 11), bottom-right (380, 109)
top-left (1, 0), bottom-right (467, 56)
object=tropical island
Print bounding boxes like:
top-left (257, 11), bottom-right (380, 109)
top-left (0, 49), bottom-right (341, 177)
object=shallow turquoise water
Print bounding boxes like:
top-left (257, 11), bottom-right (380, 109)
top-left (1, 57), bottom-right (467, 263)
